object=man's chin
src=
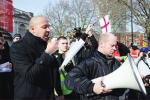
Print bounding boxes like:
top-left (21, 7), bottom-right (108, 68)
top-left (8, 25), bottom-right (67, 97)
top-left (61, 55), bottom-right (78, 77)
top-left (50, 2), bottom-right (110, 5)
top-left (42, 38), bottom-right (48, 42)
top-left (109, 53), bottom-right (113, 56)
top-left (63, 50), bottom-right (68, 52)
top-left (43, 37), bottom-right (49, 42)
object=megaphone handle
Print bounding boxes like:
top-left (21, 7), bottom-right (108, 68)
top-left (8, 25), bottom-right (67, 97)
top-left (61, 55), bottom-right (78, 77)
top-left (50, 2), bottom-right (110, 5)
top-left (101, 81), bottom-right (106, 88)
top-left (84, 81), bottom-right (106, 97)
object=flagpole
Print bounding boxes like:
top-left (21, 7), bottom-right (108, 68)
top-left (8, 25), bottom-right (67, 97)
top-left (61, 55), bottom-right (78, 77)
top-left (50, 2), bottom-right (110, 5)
top-left (93, 20), bottom-right (99, 25)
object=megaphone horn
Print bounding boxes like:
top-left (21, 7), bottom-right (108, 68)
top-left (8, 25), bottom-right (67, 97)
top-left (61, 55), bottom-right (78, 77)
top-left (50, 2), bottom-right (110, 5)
top-left (92, 53), bottom-right (146, 95)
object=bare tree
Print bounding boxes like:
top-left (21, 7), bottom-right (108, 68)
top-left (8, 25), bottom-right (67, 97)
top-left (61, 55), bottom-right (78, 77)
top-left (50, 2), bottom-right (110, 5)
top-left (43, 1), bottom-right (70, 36)
top-left (70, 0), bottom-right (97, 28)
top-left (93, 0), bottom-right (127, 34)
top-left (118, 0), bottom-right (150, 46)
top-left (43, 0), bottom-right (97, 37)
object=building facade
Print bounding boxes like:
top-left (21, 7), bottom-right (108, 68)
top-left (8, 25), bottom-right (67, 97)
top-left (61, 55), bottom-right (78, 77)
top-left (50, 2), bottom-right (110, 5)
top-left (116, 32), bottom-right (147, 48)
top-left (13, 7), bottom-right (33, 37)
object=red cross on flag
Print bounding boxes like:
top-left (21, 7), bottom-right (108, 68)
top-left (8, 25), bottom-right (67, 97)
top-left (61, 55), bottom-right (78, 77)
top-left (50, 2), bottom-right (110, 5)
top-left (99, 15), bottom-right (111, 33)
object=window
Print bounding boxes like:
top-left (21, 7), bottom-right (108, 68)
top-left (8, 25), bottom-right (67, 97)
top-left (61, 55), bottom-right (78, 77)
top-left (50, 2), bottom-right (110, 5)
top-left (18, 24), bottom-right (26, 36)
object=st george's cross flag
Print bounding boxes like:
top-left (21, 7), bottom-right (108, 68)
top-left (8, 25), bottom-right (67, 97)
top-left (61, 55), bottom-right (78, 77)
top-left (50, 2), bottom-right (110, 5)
top-left (99, 15), bottom-right (111, 33)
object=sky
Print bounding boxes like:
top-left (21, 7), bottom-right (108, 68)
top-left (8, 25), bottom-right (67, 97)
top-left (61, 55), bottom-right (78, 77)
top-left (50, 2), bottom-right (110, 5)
top-left (12, 0), bottom-right (57, 16)
top-left (12, 0), bottom-right (144, 33)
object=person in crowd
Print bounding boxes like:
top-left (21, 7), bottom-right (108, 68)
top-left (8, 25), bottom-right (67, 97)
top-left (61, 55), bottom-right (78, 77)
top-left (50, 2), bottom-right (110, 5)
top-left (73, 25), bottom-right (98, 64)
top-left (137, 51), bottom-right (150, 99)
top-left (127, 48), bottom-right (150, 100)
top-left (130, 44), bottom-right (140, 59)
top-left (54, 36), bottom-right (74, 73)
top-left (53, 36), bottom-right (79, 100)
top-left (65, 33), bottom-right (125, 100)
top-left (53, 24), bottom-right (94, 99)
top-left (10, 16), bottom-right (59, 99)
top-left (0, 32), bottom-right (13, 99)
top-left (13, 34), bottom-right (22, 42)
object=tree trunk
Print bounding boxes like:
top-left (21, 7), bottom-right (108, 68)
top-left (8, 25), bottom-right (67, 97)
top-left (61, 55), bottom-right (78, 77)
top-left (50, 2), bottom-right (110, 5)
top-left (146, 27), bottom-right (150, 48)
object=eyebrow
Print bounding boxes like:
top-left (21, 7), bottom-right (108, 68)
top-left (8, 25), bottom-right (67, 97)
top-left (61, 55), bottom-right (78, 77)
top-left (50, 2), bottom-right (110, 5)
top-left (42, 24), bottom-right (50, 27)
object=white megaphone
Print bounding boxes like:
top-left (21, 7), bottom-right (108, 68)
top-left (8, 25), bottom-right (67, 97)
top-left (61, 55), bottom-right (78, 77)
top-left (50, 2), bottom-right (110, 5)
top-left (92, 54), bottom-right (147, 95)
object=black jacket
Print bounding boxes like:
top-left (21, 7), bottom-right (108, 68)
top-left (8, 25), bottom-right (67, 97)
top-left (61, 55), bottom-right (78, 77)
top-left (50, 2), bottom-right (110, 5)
top-left (54, 50), bottom-right (75, 72)
top-left (10, 31), bottom-right (57, 99)
top-left (65, 51), bottom-right (125, 100)
top-left (117, 42), bottom-right (130, 56)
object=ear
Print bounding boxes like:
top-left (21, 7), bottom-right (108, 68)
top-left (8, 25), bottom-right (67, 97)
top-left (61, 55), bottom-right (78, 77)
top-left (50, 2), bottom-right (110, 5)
top-left (56, 41), bottom-right (59, 47)
top-left (99, 41), bottom-right (103, 48)
top-left (30, 26), bottom-right (35, 33)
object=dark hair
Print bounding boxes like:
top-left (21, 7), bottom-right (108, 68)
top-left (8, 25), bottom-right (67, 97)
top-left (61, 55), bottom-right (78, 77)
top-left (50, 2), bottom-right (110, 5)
top-left (73, 27), bottom-right (82, 38)
top-left (57, 36), bottom-right (67, 41)
top-left (132, 46), bottom-right (138, 50)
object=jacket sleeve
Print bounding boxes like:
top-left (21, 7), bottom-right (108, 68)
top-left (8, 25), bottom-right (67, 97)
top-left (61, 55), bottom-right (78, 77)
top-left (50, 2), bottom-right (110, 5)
top-left (4, 41), bottom-right (10, 51)
top-left (4, 41), bottom-right (11, 62)
top-left (53, 64), bottom-right (63, 96)
top-left (88, 35), bottom-right (98, 51)
top-left (64, 60), bottom-right (94, 94)
top-left (10, 43), bottom-right (54, 85)
top-left (117, 41), bottom-right (130, 56)
top-left (80, 33), bottom-right (88, 41)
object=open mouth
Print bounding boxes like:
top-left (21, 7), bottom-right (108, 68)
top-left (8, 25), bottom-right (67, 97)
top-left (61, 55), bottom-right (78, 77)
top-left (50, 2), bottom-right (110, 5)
top-left (44, 35), bottom-right (49, 39)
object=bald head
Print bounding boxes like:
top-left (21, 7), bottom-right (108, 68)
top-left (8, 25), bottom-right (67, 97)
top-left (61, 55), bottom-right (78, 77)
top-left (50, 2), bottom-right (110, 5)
top-left (28, 16), bottom-right (50, 41)
top-left (98, 33), bottom-right (117, 56)
top-left (29, 16), bottom-right (47, 28)
top-left (99, 33), bottom-right (116, 43)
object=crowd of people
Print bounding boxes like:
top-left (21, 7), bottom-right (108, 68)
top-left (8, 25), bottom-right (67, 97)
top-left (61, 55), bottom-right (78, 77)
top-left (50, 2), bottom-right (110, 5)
top-left (0, 16), bottom-right (149, 100)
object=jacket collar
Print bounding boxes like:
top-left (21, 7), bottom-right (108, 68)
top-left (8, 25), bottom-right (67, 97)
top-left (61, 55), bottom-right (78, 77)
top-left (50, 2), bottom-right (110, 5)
top-left (24, 30), bottom-right (47, 47)
top-left (95, 50), bottom-right (107, 61)
top-left (93, 51), bottom-right (115, 64)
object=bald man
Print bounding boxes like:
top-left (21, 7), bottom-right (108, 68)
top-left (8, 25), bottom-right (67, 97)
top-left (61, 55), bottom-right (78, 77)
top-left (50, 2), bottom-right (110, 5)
top-left (10, 16), bottom-right (59, 99)
top-left (65, 33), bottom-right (125, 100)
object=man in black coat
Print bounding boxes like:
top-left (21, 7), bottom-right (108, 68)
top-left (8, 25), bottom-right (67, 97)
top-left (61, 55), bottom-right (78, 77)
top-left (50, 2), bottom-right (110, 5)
top-left (65, 33), bottom-right (125, 100)
top-left (10, 16), bottom-right (58, 99)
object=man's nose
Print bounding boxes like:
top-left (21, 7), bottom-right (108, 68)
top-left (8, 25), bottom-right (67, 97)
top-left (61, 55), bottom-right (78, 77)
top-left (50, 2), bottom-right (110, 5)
top-left (47, 28), bottom-right (50, 32)
top-left (113, 46), bottom-right (117, 50)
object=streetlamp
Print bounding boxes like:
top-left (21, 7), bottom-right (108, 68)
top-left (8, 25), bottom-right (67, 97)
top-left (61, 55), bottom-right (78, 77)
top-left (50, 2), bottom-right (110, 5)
top-left (131, 0), bottom-right (133, 43)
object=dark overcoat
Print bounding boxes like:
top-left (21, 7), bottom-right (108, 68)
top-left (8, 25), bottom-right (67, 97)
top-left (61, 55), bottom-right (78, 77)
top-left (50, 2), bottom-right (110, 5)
top-left (10, 31), bottom-right (56, 99)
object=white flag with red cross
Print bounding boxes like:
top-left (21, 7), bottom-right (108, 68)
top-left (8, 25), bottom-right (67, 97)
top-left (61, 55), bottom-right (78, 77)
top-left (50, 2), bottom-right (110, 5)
top-left (99, 15), bottom-right (111, 33)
